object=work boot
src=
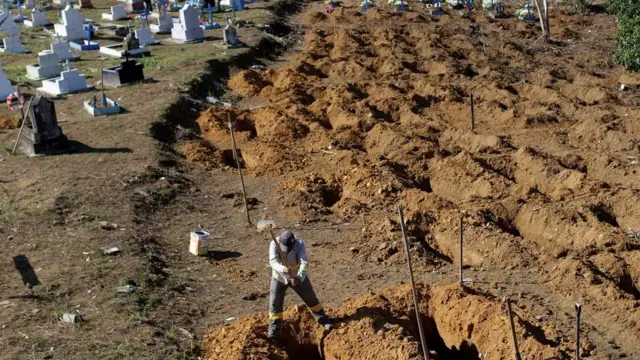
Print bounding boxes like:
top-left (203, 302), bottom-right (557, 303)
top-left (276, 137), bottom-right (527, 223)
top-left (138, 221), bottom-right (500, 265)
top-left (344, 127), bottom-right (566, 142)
top-left (267, 320), bottom-right (282, 339)
top-left (318, 316), bottom-right (333, 331)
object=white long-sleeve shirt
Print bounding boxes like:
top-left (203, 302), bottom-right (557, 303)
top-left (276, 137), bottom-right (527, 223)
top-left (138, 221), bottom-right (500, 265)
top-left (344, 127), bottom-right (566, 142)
top-left (269, 235), bottom-right (309, 285)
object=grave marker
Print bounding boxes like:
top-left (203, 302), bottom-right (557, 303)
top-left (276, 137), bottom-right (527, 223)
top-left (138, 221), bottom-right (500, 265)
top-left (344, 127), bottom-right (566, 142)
top-left (135, 8), bottom-right (159, 45)
top-left (24, 6), bottom-right (52, 27)
top-left (84, 71), bottom-right (120, 116)
top-left (14, 95), bottom-right (72, 156)
top-left (360, 0), bottom-right (374, 13)
top-left (150, 0), bottom-right (173, 33)
top-left (0, 61), bottom-right (13, 100)
top-left (74, 0), bottom-right (91, 9)
top-left (22, 0), bottom-right (35, 9)
top-left (69, 21), bottom-right (99, 50)
top-left (101, 50), bottom-right (148, 87)
top-left (516, 3), bottom-right (536, 21)
top-left (223, 15), bottom-right (242, 48)
top-left (13, 5), bottom-right (26, 22)
top-left (0, 34), bottom-right (29, 53)
top-left (26, 51), bottom-right (63, 80)
top-left (49, 34), bottom-right (80, 61)
top-left (54, 5), bottom-right (85, 41)
top-left (100, 29), bottom-right (150, 57)
top-left (38, 60), bottom-right (92, 95)
top-left (171, 3), bottom-right (204, 42)
top-left (0, 10), bottom-right (21, 34)
top-left (200, 4), bottom-right (220, 30)
top-left (430, 0), bottom-right (445, 14)
top-left (102, 5), bottom-right (128, 20)
top-left (123, 0), bottom-right (144, 13)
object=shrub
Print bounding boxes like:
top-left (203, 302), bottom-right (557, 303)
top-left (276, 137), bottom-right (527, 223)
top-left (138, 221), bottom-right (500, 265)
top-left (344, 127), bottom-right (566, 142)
top-left (614, 18), bottom-right (640, 71)
top-left (607, 0), bottom-right (640, 72)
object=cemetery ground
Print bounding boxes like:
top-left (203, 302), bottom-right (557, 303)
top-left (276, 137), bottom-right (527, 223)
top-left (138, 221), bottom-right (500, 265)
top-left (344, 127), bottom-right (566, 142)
top-left (2, 0), bottom-right (640, 359)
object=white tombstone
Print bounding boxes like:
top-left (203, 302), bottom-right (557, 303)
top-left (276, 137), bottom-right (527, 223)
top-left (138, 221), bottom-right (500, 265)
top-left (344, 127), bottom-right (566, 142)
top-left (0, 35), bottom-right (30, 53)
top-left (24, 10), bottom-right (52, 27)
top-left (171, 4), bottom-right (204, 42)
top-left (54, 6), bottom-right (86, 41)
top-left (26, 52), bottom-right (64, 80)
top-left (49, 36), bottom-right (79, 61)
top-left (135, 28), bottom-right (159, 46)
top-left (102, 5), bottom-right (128, 21)
top-left (39, 66), bottom-right (90, 95)
top-left (0, 62), bottom-right (13, 101)
top-left (0, 12), bottom-right (21, 36)
top-left (150, 4), bottom-right (174, 34)
top-left (22, 0), bottom-right (35, 9)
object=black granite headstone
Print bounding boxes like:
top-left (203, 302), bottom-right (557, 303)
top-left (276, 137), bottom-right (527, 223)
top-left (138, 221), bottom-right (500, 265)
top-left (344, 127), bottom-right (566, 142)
top-left (17, 96), bottom-right (71, 156)
top-left (101, 58), bottom-right (145, 87)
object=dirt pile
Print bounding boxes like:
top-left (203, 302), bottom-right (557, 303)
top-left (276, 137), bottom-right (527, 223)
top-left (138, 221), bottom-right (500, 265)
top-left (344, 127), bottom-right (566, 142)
top-left (0, 115), bottom-right (17, 130)
top-left (204, 283), bottom-right (573, 360)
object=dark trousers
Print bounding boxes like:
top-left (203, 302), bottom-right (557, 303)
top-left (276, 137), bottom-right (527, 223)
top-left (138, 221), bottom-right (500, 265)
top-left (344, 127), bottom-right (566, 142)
top-left (268, 276), bottom-right (325, 324)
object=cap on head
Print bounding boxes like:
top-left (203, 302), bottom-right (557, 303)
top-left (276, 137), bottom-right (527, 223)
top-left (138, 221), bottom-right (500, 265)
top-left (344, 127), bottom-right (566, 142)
top-left (279, 230), bottom-right (295, 247)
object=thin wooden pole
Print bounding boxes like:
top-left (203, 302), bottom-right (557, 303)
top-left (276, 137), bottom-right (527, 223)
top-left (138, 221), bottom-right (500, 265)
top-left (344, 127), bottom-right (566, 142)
top-left (398, 204), bottom-right (430, 360)
top-left (575, 303), bottom-right (581, 360)
top-left (228, 113), bottom-right (250, 225)
top-left (459, 214), bottom-right (464, 285)
top-left (11, 97), bottom-right (34, 155)
top-left (470, 93), bottom-right (475, 132)
top-left (506, 297), bottom-right (522, 360)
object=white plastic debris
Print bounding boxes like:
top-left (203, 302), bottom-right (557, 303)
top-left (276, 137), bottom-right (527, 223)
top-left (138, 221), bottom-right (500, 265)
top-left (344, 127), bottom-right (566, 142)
top-left (61, 313), bottom-right (82, 323)
top-left (103, 247), bottom-right (120, 255)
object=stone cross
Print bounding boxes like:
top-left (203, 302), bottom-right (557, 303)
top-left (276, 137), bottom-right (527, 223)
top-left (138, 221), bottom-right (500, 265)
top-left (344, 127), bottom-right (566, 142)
top-left (524, 2), bottom-right (533, 17)
top-left (205, 3), bottom-right (214, 25)
top-left (157, 0), bottom-right (167, 16)
top-left (139, 7), bottom-right (149, 28)
top-left (86, 22), bottom-right (94, 44)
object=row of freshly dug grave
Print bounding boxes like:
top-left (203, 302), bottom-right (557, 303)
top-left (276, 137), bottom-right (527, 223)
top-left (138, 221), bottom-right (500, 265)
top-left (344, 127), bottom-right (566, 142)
top-left (182, 3), bottom-right (640, 357)
top-left (205, 284), bottom-right (577, 359)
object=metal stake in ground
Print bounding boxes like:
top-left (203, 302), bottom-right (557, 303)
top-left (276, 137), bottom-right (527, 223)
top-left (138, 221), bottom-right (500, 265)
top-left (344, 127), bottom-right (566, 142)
top-left (398, 204), bottom-right (430, 360)
top-left (470, 93), bottom-right (475, 132)
top-left (228, 113), bottom-right (251, 225)
top-left (506, 297), bottom-right (522, 360)
top-left (459, 214), bottom-right (464, 285)
top-left (575, 303), bottom-right (582, 360)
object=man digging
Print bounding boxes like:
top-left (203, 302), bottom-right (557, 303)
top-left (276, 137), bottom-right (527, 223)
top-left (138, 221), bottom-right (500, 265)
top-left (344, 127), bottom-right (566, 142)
top-left (268, 230), bottom-right (333, 339)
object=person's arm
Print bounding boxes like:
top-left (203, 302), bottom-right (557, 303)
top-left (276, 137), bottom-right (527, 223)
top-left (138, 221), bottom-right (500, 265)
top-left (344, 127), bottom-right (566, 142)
top-left (269, 241), bottom-right (288, 273)
top-left (296, 239), bottom-right (309, 282)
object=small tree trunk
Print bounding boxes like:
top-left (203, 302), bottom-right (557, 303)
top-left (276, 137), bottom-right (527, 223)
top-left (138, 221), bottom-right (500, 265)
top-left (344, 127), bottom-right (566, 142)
top-left (544, 0), bottom-right (550, 42)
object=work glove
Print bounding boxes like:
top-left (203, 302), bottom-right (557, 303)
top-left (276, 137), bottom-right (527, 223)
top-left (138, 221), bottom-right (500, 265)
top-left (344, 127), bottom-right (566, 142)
top-left (289, 277), bottom-right (301, 287)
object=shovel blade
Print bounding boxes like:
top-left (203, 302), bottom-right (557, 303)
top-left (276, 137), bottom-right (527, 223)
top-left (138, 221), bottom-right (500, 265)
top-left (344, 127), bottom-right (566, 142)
top-left (256, 219), bottom-right (276, 232)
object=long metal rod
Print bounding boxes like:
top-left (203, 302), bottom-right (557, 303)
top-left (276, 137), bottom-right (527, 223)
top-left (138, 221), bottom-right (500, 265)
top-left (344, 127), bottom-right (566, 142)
top-left (575, 303), bottom-right (581, 360)
top-left (11, 97), bottom-right (34, 155)
top-left (506, 297), bottom-right (522, 360)
top-left (228, 113), bottom-right (250, 225)
top-left (459, 214), bottom-right (464, 285)
top-left (398, 204), bottom-right (430, 360)
top-left (470, 93), bottom-right (475, 131)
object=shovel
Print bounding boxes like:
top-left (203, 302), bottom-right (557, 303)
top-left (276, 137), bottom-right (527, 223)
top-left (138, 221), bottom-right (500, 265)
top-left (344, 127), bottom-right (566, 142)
top-left (257, 219), bottom-right (294, 281)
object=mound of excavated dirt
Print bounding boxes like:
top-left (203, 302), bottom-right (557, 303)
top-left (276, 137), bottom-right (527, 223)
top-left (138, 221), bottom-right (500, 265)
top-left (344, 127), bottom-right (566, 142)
top-left (178, 140), bottom-right (224, 168)
top-left (0, 115), bottom-right (17, 130)
top-left (204, 284), bottom-right (571, 360)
